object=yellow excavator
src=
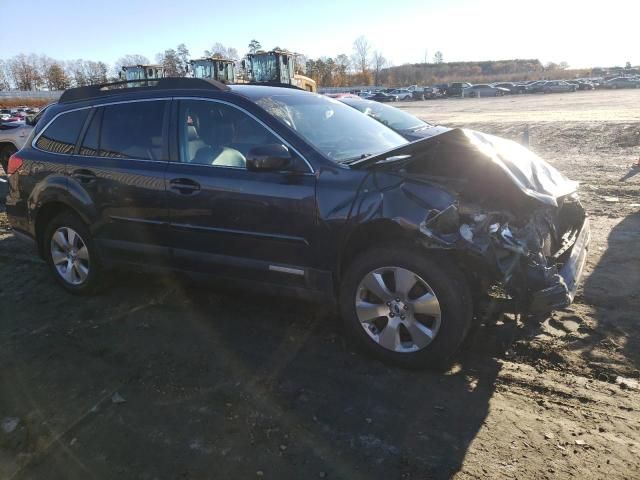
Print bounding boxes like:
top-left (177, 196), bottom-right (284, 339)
top-left (189, 56), bottom-right (236, 83)
top-left (243, 49), bottom-right (317, 92)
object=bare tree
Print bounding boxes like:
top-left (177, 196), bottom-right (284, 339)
top-left (44, 62), bottom-right (70, 90)
top-left (433, 51), bottom-right (444, 64)
top-left (248, 39), bottom-right (262, 54)
top-left (176, 44), bottom-right (190, 75)
top-left (335, 54), bottom-right (351, 86)
top-left (205, 43), bottom-right (238, 60)
top-left (115, 54), bottom-right (150, 71)
top-left (372, 51), bottom-right (388, 86)
top-left (352, 36), bottom-right (371, 75)
top-left (0, 60), bottom-right (11, 90)
top-left (9, 54), bottom-right (42, 90)
top-left (157, 49), bottom-right (181, 76)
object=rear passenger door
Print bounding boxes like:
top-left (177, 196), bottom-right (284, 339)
top-left (66, 99), bottom-right (171, 265)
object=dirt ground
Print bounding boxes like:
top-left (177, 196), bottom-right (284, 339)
top-left (1, 90), bottom-right (639, 480)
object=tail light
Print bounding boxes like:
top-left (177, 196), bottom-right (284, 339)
top-left (7, 154), bottom-right (23, 175)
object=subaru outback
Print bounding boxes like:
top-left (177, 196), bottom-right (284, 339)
top-left (5, 78), bottom-right (589, 368)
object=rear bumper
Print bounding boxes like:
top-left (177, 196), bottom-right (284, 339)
top-left (528, 217), bottom-right (590, 314)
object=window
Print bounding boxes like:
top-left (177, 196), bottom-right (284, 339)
top-left (179, 100), bottom-right (282, 169)
top-left (79, 109), bottom-right (101, 156)
top-left (98, 101), bottom-right (167, 160)
top-left (255, 93), bottom-right (406, 164)
top-left (35, 109), bottom-right (89, 154)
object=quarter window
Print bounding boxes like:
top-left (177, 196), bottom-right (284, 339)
top-left (35, 109), bottom-right (89, 154)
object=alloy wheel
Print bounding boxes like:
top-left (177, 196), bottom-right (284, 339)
top-left (50, 227), bottom-right (90, 285)
top-left (355, 266), bottom-right (442, 353)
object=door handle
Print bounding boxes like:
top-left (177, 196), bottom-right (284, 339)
top-left (71, 169), bottom-right (96, 183)
top-left (169, 178), bottom-right (201, 195)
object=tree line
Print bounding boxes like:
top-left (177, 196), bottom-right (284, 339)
top-left (0, 35), bottom-right (598, 91)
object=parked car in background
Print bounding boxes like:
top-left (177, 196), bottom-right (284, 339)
top-left (434, 83), bottom-right (449, 95)
top-left (447, 82), bottom-right (472, 97)
top-left (0, 121), bottom-right (34, 173)
top-left (412, 87), bottom-right (441, 100)
top-left (325, 93), bottom-right (360, 99)
top-left (542, 81), bottom-right (578, 93)
top-left (5, 78), bottom-right (590, 368)
top-left (0, 109), bottom-right (12, 121)
top-left (526, 80), bottom-right (549, 93)
top-left (369, 91), bottom-right (398, 102)
top-left (494, 82), bottom-right (524, 94)
top-left (339, 97), bottom-right (449, 141)
top-left (567, 80), bottom-right (594, 91)
top-left (388, 89), bottom-right (413, 101)
top-left (605, 77), bottom-right (640, 89)
top-left (462, 84), bottom-right (509, 97)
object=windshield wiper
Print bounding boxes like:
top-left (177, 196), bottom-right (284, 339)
top-left (342, 153), bottom-right (371, 165)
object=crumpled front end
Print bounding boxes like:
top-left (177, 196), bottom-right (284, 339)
top-left (418, 193), bottom-right (590, 315)
top-left (353, 127), bottom-right (590, 316)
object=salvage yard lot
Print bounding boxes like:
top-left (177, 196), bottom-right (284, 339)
top-left (1, 89), bottom-right (639, 479)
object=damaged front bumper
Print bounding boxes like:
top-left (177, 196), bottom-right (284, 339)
top-left (418, 196), bottom-right (590, 317)
top-left (528, 216), bottom-right (590, 314)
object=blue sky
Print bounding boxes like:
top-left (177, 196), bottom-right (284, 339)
top-left (3, 0), bottom-right (638, 68)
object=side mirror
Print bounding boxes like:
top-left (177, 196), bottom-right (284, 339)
top-left (246, 144), bottom-right (292, 172)
top-left (25, 115), bottom-right (37, 127)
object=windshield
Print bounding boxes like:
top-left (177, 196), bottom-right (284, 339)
top-left (255, 93), bottom-right (407, 163)
top-left (249, 55), bottom-right (279, 82)
top-left (341, 99), bottom-right (429, 131)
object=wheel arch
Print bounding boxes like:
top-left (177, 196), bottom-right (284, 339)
top-left (337, 219), bottom-right (424, 284)
top-left (31, 183), bottom-right (97, 258)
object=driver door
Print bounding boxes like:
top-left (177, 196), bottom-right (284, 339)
top-left (165, 99), bottom-right (317, 284)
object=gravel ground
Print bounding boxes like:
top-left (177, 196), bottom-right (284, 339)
top-left (1, 89), bottom-right (639, 479)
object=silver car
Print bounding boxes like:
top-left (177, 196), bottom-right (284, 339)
top-left (605, 77), bottom-right (640, 89)
top-left (388, 89), bottom-right (413, 101)
top-left (462, 84), bottom-right (509, 97)
top-left (542, 80), bottom-right (577, 93)
top-left (0, 123), bottom-right (33, 173)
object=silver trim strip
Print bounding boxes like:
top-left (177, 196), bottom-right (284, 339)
top-left (31, 98), bottom-right (173, 157)
top-left (172, 96), bottom-right (315, 174)
top-left (268, 265), bottom-right (305, 276)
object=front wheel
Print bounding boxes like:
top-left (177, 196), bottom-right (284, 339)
top-left (339, 247), bottom-right (472, 369)
top-left (44, 211), bottom-right (104, 295)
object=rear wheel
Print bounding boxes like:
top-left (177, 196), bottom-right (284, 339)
top-left (0, 144), bottom-right (17, 174)
top-left (339, 247), bottom-right (472, 369)
top-left (44, 211), bottom-right (104, 295)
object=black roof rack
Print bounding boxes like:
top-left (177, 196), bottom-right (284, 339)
top-left (59, 77), bottom-right (230, 104)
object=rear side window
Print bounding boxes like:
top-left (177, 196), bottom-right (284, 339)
top-left (98, 101), bottom-right (167, 160)
top-left (35, 109), bottom-right (89, 154)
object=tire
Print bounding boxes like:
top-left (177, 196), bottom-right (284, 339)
top-left (0, 144), bottom-right (17, 174)
top-left (43, 211), bottom-right (104, 295)
top-left (339, 246), bottom-right (472, 369)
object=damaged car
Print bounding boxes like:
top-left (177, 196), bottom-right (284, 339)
top-left (5, 79), bottom-right (589, 368)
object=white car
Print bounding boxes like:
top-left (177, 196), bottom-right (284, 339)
top-left (0, 122), bottom-right (33, 173)
top-left (389, 89), bottom-right (413, 101)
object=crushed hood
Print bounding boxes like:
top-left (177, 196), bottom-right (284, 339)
top-left (352, 128), bottom-right (578, 207)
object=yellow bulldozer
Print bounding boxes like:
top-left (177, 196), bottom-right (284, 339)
top-left (243, 49), bottom-right (316, 92)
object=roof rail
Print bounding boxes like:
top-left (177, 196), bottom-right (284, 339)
top-left (59, 77), bottom-right (230, 104)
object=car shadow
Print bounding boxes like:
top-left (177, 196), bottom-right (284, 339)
top-left (0, 233), bottom-right (507, 480)
top-left (580, 212), bottom-right (640, 375)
